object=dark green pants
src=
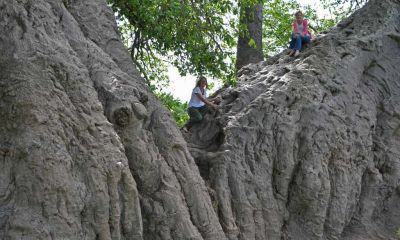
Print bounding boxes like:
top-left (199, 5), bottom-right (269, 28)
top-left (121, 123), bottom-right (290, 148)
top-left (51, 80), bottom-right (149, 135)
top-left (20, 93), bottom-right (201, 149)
top-left (185, 105), bottom-right (209, 129)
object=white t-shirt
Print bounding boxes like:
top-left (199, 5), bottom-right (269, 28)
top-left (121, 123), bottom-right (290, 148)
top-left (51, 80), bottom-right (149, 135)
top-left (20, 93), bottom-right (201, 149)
top-left (296, 22), bottom-right (304, 34)
top-left (188, 87), bottom-right (207, 108)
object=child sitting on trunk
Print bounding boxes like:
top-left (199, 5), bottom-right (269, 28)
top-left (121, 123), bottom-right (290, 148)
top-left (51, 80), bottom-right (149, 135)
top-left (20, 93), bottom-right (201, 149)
top-left (288, 11), bottom-right (312, 57)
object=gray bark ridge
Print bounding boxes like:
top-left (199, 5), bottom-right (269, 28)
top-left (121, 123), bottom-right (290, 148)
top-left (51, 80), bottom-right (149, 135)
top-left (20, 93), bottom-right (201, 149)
top-left (187, 0), bottom-right (400, 239)
top-left (0, 0), bottom-right (225, 239)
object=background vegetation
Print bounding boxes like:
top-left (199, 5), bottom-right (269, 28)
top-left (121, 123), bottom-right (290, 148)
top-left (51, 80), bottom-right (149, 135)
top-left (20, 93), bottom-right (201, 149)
top-left (109, 0), bottom-right (366, 127)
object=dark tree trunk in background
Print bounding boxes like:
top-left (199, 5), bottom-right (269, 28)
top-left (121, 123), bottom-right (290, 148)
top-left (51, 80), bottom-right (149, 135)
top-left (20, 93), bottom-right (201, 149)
top-left (236, 2), bottom-right (264, 71)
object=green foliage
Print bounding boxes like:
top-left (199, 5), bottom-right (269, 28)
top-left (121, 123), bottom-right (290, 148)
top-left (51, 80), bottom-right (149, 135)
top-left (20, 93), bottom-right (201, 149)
top-left (156, 92), bottom-right (189, 128)
top-left (396, 227), bottom-right (400, 239)
top-left (248, 38), bottom-right (257, 48)
top-left (109, 0), bottom-right (237, 85)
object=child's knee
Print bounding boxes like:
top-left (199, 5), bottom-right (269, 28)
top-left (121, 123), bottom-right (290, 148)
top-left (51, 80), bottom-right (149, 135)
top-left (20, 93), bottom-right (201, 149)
top-left (193, 114), bottom-right (203, 122)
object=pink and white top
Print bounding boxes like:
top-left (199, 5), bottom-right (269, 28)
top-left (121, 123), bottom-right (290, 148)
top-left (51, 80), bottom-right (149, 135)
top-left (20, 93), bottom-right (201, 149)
top-left (292, 19), bottom-right (311, 37)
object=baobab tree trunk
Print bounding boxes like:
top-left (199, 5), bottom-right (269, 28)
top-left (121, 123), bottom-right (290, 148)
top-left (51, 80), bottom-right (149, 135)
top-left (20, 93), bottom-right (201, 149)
top-left (1, 0), bottom-right (400, 239)
top-left (236, 2), bottom-right (264, 71)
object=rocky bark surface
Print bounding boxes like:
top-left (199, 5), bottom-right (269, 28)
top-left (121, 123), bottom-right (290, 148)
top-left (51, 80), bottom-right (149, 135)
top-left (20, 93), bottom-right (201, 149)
top-left (0, 0), bottom-right (224, 239)
top-left (0, 0), bottom-right (399, 239)
top-left (187, 0), bottom-right (400, 239)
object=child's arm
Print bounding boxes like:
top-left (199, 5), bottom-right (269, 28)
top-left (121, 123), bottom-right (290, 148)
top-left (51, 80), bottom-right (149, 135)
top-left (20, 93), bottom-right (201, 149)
top-left (195, 93), bottom-right (218, 109)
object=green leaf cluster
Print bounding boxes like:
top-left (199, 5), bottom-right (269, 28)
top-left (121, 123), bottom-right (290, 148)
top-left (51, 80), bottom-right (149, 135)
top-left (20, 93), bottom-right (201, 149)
top-left (109, 0), bottom-right (237, 85)
top-left (156, 92), bottom-right (189, 127)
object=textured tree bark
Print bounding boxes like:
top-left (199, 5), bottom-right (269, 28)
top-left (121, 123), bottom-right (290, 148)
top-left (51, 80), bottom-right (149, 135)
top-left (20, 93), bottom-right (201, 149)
top-left (1, 0), bottom-right (400, 239)
top-left (187, 0), bottom-right (400, 239)
top-left (236, 2), bottom-right (264, 71)
top-left (0, 0), bottom-right (225, 239)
